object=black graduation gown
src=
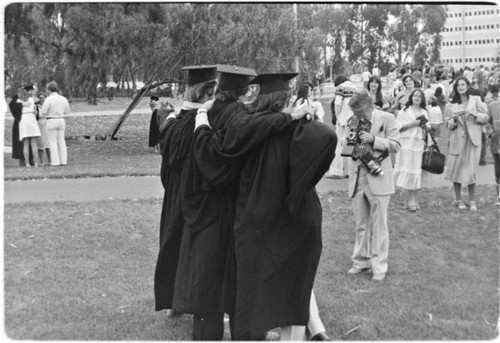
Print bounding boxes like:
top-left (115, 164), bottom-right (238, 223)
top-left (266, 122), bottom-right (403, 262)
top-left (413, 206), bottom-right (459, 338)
top-left (172, 100), bottom-right (293, 315)
top-left (149, 109), bottom-right (160, 147)
top-left (154, 109), bottom-right (195, 311)
top-left (9, 96), bottom-right (24, 160)
top-left (231, 117), bottom-right (337, 339)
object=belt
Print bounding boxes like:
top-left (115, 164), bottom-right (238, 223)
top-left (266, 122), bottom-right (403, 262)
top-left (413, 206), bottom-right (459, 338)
top-left (46, 117), bottom-right (62, 119)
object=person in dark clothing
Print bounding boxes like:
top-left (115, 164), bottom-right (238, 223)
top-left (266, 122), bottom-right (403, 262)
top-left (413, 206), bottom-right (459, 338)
top-left (9, 87), bottom-right (34, 166)
top-left (236, 73), bottom-right (336, 340)
top-left (149, 95), bottom-right (161, 153)
top-left (193, 72), bottom-right (327, 340)
top-left (154, 66), bottom-right (218, 323)
top-left (189, 65), bottom-right (314, 340)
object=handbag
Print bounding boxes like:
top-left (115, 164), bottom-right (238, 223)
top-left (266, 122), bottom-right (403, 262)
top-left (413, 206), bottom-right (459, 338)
top-left (421, 129), bottom-right (445, 174)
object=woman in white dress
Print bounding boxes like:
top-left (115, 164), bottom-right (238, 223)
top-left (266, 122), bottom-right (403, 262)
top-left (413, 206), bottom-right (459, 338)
top-left (394, 88), bottom-right (430, 211)
top-left (18, 88), bottom-right (41, 167)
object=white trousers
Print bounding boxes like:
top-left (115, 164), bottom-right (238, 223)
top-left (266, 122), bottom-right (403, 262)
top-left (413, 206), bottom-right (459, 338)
top-left (328, 124), bottom-right (349, 176)
top-left (280, 290), bottom-right (325, 340)
top-left (351, 168), bottom-right (391, 275)
top-left (46, 118), bottom-right (67, 166)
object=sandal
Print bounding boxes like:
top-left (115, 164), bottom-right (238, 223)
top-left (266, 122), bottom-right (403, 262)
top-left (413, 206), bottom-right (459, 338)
top-left (407, 201), bottom-right (418, 212)
top-left (455, 200), bottom-right (467, 210)
top-left (469, 201), bottom-right (477, 211)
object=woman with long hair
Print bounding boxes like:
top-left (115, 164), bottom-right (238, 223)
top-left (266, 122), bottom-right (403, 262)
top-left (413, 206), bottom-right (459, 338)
top-left (292, 82), bottom-right (312, 108)
top-left (444, 76), bottom-right (488, 211)
top-left (394, 88), bottom-right (429, 211)
top-left (391, 74), bottom-right (417, 115)
top-left (366, 75), bottom-right (390, 111)
top-left (233, 73), bottom-right (335, 340)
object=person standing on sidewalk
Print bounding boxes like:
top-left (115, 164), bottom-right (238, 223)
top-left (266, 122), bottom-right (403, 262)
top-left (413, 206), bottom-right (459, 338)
top-left (40, 81), bottom-right (70, 166)
top-left (154, 65), bottom-right (218, 329)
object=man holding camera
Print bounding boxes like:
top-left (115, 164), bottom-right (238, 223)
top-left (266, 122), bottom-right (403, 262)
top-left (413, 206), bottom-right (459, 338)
top-left (346, 90), bottom-right (400, 281)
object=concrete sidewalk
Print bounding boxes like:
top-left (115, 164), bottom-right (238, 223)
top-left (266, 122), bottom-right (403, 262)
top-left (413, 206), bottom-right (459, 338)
top-left (3, 164), bottom-right (495, 204)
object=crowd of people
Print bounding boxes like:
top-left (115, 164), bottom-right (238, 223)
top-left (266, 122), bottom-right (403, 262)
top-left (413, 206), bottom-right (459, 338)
top-left (8, 60), bottom-right (497, 340)
top-left (8, 81), bottom-right (70, 167)
top-left (150, 61), bottom-right (499, 341)
top-left (327, 62), bottom-right (500, 210)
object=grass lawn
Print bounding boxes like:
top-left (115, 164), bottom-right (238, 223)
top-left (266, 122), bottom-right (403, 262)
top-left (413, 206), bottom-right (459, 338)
top-left (4, 95), bottom-right (165, 180)
top-left (4, 92), bottom-right (495, 181)
top-left (4, 186), bottom-right (498, 340)
top-left (3, 88), bottom-right (499, 340)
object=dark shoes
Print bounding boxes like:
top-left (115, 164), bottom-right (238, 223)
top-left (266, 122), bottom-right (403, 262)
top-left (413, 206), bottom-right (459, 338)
top-left (311, 332), bottom-right (331, 341)
top-left (347, 266), bottom-right (371, 274)
top-left (166, 309), bottom-right (181, 317)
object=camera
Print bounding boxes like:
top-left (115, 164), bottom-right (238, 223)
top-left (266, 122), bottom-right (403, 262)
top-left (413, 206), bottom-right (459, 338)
top-left (340, 115), bottom-right (385, 176)
top-left (340, 115), bottom-right (372, 157)
top-left (353, 145), bottom-right (384, 176)
top-left (340, 115), bottom-right (363, 157)
top-left (416, 114), bottom-right (428, 126)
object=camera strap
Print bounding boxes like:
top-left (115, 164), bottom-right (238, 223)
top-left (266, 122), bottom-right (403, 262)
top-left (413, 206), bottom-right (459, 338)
top-left (377, 149), bottom-right (389, 162)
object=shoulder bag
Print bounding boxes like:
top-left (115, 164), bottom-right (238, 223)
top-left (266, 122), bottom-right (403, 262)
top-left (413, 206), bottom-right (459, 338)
top-left (421, 129), bottom-right (445, 174)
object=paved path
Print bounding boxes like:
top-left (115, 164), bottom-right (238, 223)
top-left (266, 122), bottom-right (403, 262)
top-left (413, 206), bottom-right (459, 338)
top-left (3, 164), bottom-right (495, 204)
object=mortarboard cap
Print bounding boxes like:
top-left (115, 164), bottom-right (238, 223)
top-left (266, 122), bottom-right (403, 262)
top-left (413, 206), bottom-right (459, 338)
top-left (248, 73), bottom-right (299, 94)
top-left (216, 64), bottom-right (257, 91)
top-left (181, 65), bottom-right (217, 86)
top-left (23, 84), bottom-right (34, 91)
top-left (150, 95), bottom-right (159, 101)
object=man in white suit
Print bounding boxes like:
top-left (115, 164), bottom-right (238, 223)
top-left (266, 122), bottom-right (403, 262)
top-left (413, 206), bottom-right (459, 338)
top-left (346, 90), bottom-right (401, 281)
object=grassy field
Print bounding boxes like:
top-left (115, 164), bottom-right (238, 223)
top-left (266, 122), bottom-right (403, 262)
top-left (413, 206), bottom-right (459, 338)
top-left (4, 187), bottom-right (498, 340)
top-left (3, 89), bottom-right (499, 340)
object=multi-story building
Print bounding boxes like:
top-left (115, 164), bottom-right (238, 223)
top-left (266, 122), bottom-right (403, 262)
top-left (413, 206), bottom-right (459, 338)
top-left (438, 4), bottom-right (500, 69)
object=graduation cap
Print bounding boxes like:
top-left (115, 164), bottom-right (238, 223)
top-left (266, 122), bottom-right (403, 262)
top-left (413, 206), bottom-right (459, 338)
top-left (23, 84), bottom-right (34, 91)
top-left (216, 64), bottom-right (257, 91)
top-left (248, 73), bottom-right (299, 94)
top-left (150, 95), bottom-right (159, 101)
top-left (181, 65), bottom-right (217, 86)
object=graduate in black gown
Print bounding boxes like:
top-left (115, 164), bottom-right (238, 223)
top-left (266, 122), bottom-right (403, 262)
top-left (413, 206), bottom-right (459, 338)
top-left (195, 73), bottom-right (337, 340)
top-left (177, 65), bottom-right (314, 340)
top-left (153, 66), bottom-right (218, 322)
